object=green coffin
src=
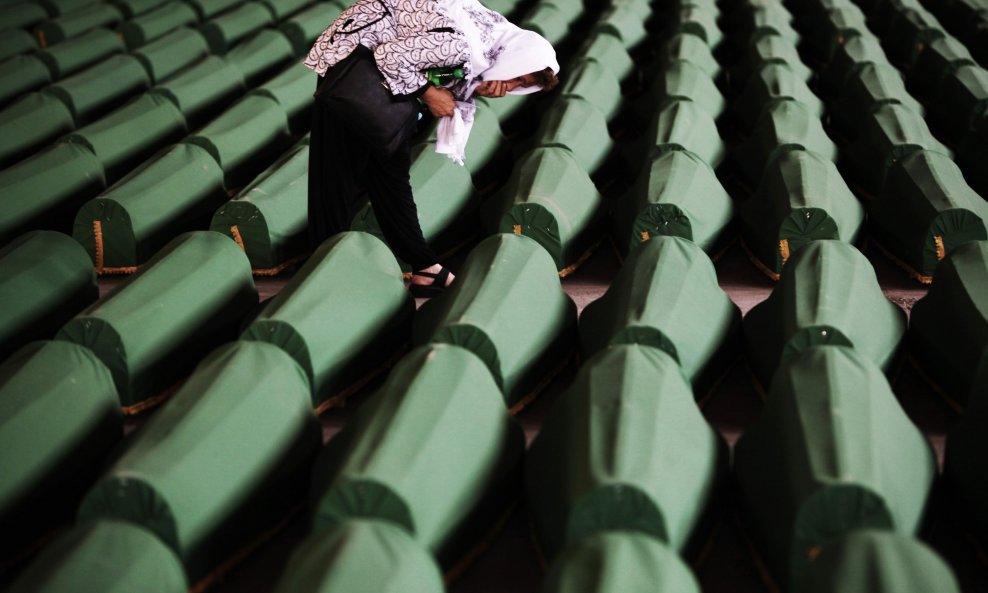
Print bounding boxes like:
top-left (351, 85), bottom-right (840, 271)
top-left (64, 93), bottom-right (188, 183)
top-left (425, 100), bottom-right (508, 180)
top-left (541, 531), bottom-right (701, 593)
top-left (114, 0), bottom-right (172, 18)
top-left (211, 143), bottom-right (308, 271)
top-left (40, 0), bottom-right (96, 17)
top-left (200, 2), bottom-right (275, 54)
top-left (279, 1), bottom-right (347, 55)
top-left (352, 143), bottom-right (479, 269)
top-left (800, 531), bottom-right (960, 593)
top-left (150, 55), bottom-right (246, 127)
top-left (309, 343), bottom-right (525, 563)
top-left (0, 29), bottom-right (37, 63)
top-left (35, 3), bottom-right (124, 46)
top-left (580, 236), bottom-right (740, 391)
top-left (0, 1), bottom-right (48, 31)
top-left (930, 64), bottom-right (988, 144)
top-left (242, 232), bottom-right (413, 409)
top-left (739, 150), bottom-right (864, 278)
top-left (672, 4), bottom-right (722, 48)
top-left (413, 233), bottom-right (578, 408)
top-left (0, 54), bottom-right (52, 106)
top-left (0, 231), bottom-right (98, 359)
top-left (186, 0), bottom-right (242, 19)
top-left (518, 4), bottom-right (571, 47)
top-left (216, 13), bottom-right (287, 83)
top-left (6, 520), bottom-right (186, 593)
top-left (831, 63), bottom-right (926, 139)
top-left (868, 150), bottom-right (988, 281)
top-left (535, 96), bottom-right (611, 174)
top-left (485, 146), bottom-right (604, 273)
top-left (911, 36), bottom-right (975, 100)
top-left (0, 141), bottom-right (105, 244)
top-left (592, 4), bottom-right (647, 49)
top-left (801, 4), bottom-right (868, 63)
top-left (45, 54), bottom-right (151, 126)
top-left (35, 27), bottom-right (124, 80)
top-left (735, 345), bottom-right (936, 591)
top-left (0, 91), bottom-right (75, 168)
top-left (272, 519), bottom-right (443, 593)
top-left (250, 63), bottom-right (312, 134)
top-left (646, 98), bottom-right (726, 169)
top-left (574, 32), bottom-right (635, 83)
top-left (944, 372), bottom-right (988, 538)
top-left (909, 240), bottom-right (988, 405)
top-left (131, 27), bottom-right (210, 84)
top-left (736, 100), bottom-right (839, 186)
top-left (733, 63), bottom-right (824, 131)
top-left (56, 231), bottom-right (258, 409)
top-left (72, 143), bottom-right (227, 271)
top-left (255, 0), bottom-right (310, 22)
top-left (819, 34), bottom-right (891, 96)
top-left (844, 104), bottom-right (952, 197)
top-left (659, 33), bottom-right (720, 80)
top-left (885, 8), bottom-right (946, 66)
top-left (650, 59), bottom-right (725, 118)
top-left (0, 341), bottom-right (120, 554)
top-left (745, 5), bottom-right (800, 44)
top-left (78, 340), bottom-right (321, 581)
top-left (119, 1), bottom-right (200, 49)
top-left (737, 33), bottom-right (813, 84)
top-left (614, 150), bottom-right (733, 257)
top-left (525, 344), bottom-right (725, 559)
top-left (560, 58), bottom-right (622, 121)
top-left (743, 240), bottom-right (905, 386)
top-left (186, 94), bottom-right (292, 188)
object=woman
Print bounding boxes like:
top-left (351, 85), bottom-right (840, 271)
top-left (305, 0), bottom-right (559, 296)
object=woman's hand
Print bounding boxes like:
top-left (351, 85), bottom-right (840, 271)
top-left (422, 86), bottom-right (455, 117)
top-left (475, 80), bottom-right (509, 98)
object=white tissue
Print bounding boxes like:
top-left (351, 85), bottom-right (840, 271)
top-left (435, 101), bottom-right (476, 166)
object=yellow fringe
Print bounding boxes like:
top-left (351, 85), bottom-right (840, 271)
top-left (640, 230), bottom-right (650, 242)
top-left (513, 224), bottom-right (522, 235)
top-left (38, 30), bottom-right (47, 48)
top-left (312, 346), bottom-right (408, 415)
top-left (252, 254), bottom-right (309, 277)
top-left (779, 239), bottom-right (791, 267)
top-left (508, 348), bottom-right (576, 416)
top-left (739, 238), bottom-right (781, 281)
top-left (443, 500), bottom-right (519, 585)
top-left (934, 235), bottom-right (946, 261)
top-left (120, 382), bottom-right (181, 416)
top-left (870, 238), bottom-right (934, 285)
top-left (558, 240), bottom-right (601, 279)
top-left (230, 225), bottom-right (246, 252)
top-left (93, 220), bottom-right (104, 273)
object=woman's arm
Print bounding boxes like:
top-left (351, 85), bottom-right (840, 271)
top-left (374, 29), bottom-right (470, 96)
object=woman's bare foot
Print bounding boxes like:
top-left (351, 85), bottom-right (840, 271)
top-left (411, 263), bottom-right (454, 287)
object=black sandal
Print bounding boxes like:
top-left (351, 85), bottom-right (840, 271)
top-left (409, 267), bottom-right (452, 298)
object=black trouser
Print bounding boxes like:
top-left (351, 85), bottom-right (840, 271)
top-left (307, 77), bottom-right (437, 271)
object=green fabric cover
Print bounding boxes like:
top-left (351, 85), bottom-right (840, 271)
top-left (541, 531), bottom-right (701, 593)
top-left (35, 27), bottom-right (124, 79)
top-left (0, 1), bottom-right (49, 30)
top-left (573, 32), bottom-right (634, 83)
top-left (0, 28), bottom-right (38, 62)
top-left (255, 0), bottom-right (310, 21)
top-left (615, 150), bottom-right (733, 257)
top-left (210, 143), bottom-right (307, 270)
top-left (535, 96), bottom-right (611, 174)
top-left (485, 147), bottom-right (603, 272)
top-left (742, 240), bottom-right (906, 386)
top-left (0, 342), bottom-right (120, 552)
top-left (819, 34), bottom-right (891, 95)
top-left (40, 0), bottom-right (99, 17)
top-left (592, 4), bottom-right (647, 49)
top-left (150, 55), bottom-right (246, 126)
top-left (36, 3), bottom-right (123, 46)
top-left (0, 231), bottom-right (98, 359)
top-left (659, 33), bottom-right (720, 79)
top-left (131, 27), bottom-right (211, 84)
top-left (736, 100), bottom-right (839, 186)
top-left (6, 520), bottom-right (187, 593)
top-left (223, 28), bottom-right (295, 88)
top-left (279, 1), bottom-right (347, 55)
top-left (473, 91), bottom-right (529, 128)
top-left (734, 64), bottom-right (824, 132)
top-left (113, 0), bottom-right (172, 18)
top-left (0, 54), bottom-right (51, 106)
top-left (242, 232), bottom-right (413, 407)
top-left (957, 113), bottom-right (988, 197)
top-left (651, 59), bottom-right (725, 118)
top-left (930, 64), bottom-right (988, 143)
top-left (272, 519), bottom-right (444, 593)
top-left (525, 344), bottom-right (725, 558)
top-left (425, 100), bottom-right (506, 177)
top-left (945, 369), bottom-right (988, 538)
top-left (119, 1), bottom-right (200, 49)
top-left (250, 62), bottom-right (312, 134)
top-left (310, 343), bottom-right (525, 562)
top-left (0, 141), bottom-right (105, 244)
top-left (580, 236), bottom-right (740, 389)
top-left (831, 63), bottom-right (926, 139)
top-left (56, 231), bottom-right (258, 407)
top-left (740, 150), bottom-right (864, 277)
top-left (413, 233), bottom-right (578, 407)
top-left (868, 150), bottom-right (988, 278)
top-left (911, 36), bottom-right (975, 99)
top-left (746, 5), bottom-right (800, 44)
top-left (909, 240), bottom-right (988, 404)
top-left (200, 2), bottom-right (275, 54)
top-left (186, 94), bottom-right (292, 188)
top-left (73, 143), bottom-right (227, 269)
top-left (734, 345), bottom-right (936, 591)
top-left (885, 8), bottom-right (946, 65)
top-left (0, 91), bottom-right (75, 168)
top-left (518, 3), bottom-right (571, 47)
top-left (559, 58), bottom-right (622, 121)
top-left (738, 33), bottom-right (813, 84)
top-left (44, 54), bottom-right (151, 125)
top-left (186, 0), bottom-right (242, 19)
top-left (352, 143), bottom-right (478, 268)
top-left (646, 98), bottom-right (725, 169)
top-left (78, 340), bottom-right (320, 581)
top-left (672, 5), bottom-right (722, 48)
top-left (801, 531), bottom-right (960, 593)
top-left (64, 93), bottom-right (188, 182)
top-left (802, 5), bottom-right (868, 63)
